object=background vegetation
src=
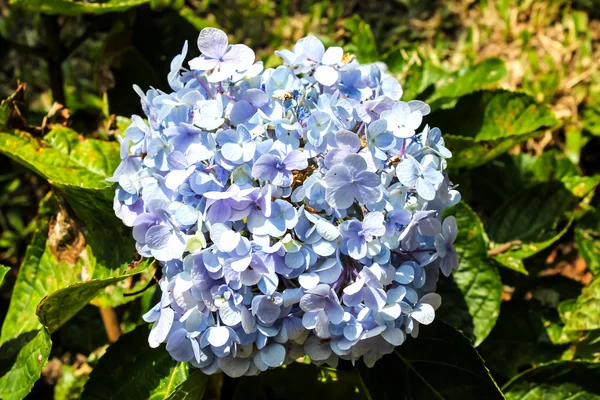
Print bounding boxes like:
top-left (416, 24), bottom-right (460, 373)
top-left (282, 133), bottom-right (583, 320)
top-left (1, 0), bottom-right (600, 398)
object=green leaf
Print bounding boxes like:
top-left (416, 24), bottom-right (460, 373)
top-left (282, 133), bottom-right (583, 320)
top-left (0, 196), bottom-right (57, 400)
top-left (428, 90), bottom-right (557, 170)
top-left (466, 151), bottom-right (585, 220)
top-left (564, 275), bottom-right (600, 332)
top-left (0, 84), bottom-right (25, 129)
top-left (429, 58), bottom-right (507, 104)
top-left (179, 8), bottom-right (220, 31)
top-left (342, 15), bottom-right (379, 63)
top-left (359, 320), bottom-right (504, 399)
top-left (0, 329), bottom-right (52, 400)
top-left (487, 182), bottom-right (577, 272)
top-left (150, 0), bottom-right (184, 11)
top-left (576, 209), bottom-right (600, 275)
top-left (443, 130), bottom-right (542, 170)
top-left (164, 370), bottom-right (208, 400)
top-left (233, 363), bottom-right (366, 400)
top-left (395, 56), bottom-right (446, 101)
top-left (582, 105), bottom-right (600, 137)
top-left (562, 175), bottom-right (600, 199)
top-left (493, 217), bottom-right (573, 275)
top-left (502, 361), bottom-right (600, 399)
top-left (0, 265), bottom-right (8, 287)
top-left (477, 301), bottom-right (568, 379)
top-left (430, 90), bottom-right (557, 142)
top-left (0, 128), bottom-right (118, 189)
top-left (0, 195), bottom-right (65, 343)
top-left (438, 202), bottom-right (503, 345)
top-left (81, 325), bottom-right (188, 400)
top-left (522, 150), bottom-right (580, 183)
top-left (2, 191), bottom-right (150, 350)
top-left (37, 259), bottom-right (152, 334)
top-left (54, 364), bottom-right (90, 400)
top-left (0, 127), bottom-right (150, 282)
top-left (151, 362), bottom-right (190, 400)
top-left (9, 0), bottom-right (149, 15)
top-left (574, 330), bottom-right (600, 362)
top-left (57, 306), bottom-right (109, 356)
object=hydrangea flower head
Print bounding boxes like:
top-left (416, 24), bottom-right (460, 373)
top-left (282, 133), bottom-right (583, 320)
top-left (114, 28), bottom-right (461, 377)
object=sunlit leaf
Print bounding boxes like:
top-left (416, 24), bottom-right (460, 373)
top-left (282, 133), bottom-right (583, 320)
top-left (10, 0), bottom-right (149, 15)
top-left (429, 58), bottom-right (507, 104)
top-left (37, 259), bottom-right (153, 334)
top-left (576, 209), bottom-right (600, 275)
top-left (564, 275), bottom-right (600, 332)
top-left (0, 265), bottom-right (8, 287)
top-left (165, 370), bottom-right (208, 400)
top-left (0, 196), bottom-right (58, 400)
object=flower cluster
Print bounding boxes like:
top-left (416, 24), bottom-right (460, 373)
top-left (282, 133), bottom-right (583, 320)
top-left (111, 28), bottom-right (461, 377)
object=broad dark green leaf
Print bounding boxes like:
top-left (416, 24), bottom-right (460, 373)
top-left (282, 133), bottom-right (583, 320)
top-left (343, 15), bottom-right (379, 64)
top-left (576, 209), bottom-right (600, 275)
top-left (0, 127), bottom-right (152, 289)
top-left (487, 182), bottom-right (577, 273)
top-left (429, 90), bottom-right (557, 169)
top-left (466, 152), bottom-right (579, 216)
top-left (521, 151), bottom-right (580, 183)
top-left (9, 0), bottom-right (149, 14)
top-left (37, 259), bottom-right (152, 334)
top-left (443, 131), bottom-right (541, 170)
top-left (57, 305), bottom-right (110, 356)
top-left (1, 190), bottom-right (151, 373)
top-left (477, 301), bottom-right (568, 379)
top-left (492, 218), bottom-right (573, 275)
top-left (0, 195), bottom-right (68, 343)
top-left (564, 275), bottom-right (600, 332)
top-left (0, 265), bottom-right (8, 286)
top-left (438, 202), bottom-right (503, 345)
top-left (233, 363), bottom-right (365, 400)
top-left (359, 320), bottom-right (503, 400)
top-left (0, 329), bottom-right (52, 400)
top-left (0, 196), bottom-right (58, 400)
top-left (502, 361), bottom-right (600, 400)
top-left (164, 370), bottom-right (208, 400)
top-left (429, 58), bottom-right (507, 104)
top-left (430, 90), bottom-right (557, 142)
top-left (81, 325), bottom-right (188, 400)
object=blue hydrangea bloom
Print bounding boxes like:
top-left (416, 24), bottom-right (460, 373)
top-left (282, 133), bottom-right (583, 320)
top-left (111, 28), bottom-right (460, 377)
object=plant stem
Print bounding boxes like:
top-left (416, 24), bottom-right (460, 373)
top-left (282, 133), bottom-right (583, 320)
top-left (43, 15), bottom-right (66, 105)
top-left (99, 307), bottom-right (121, 343)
